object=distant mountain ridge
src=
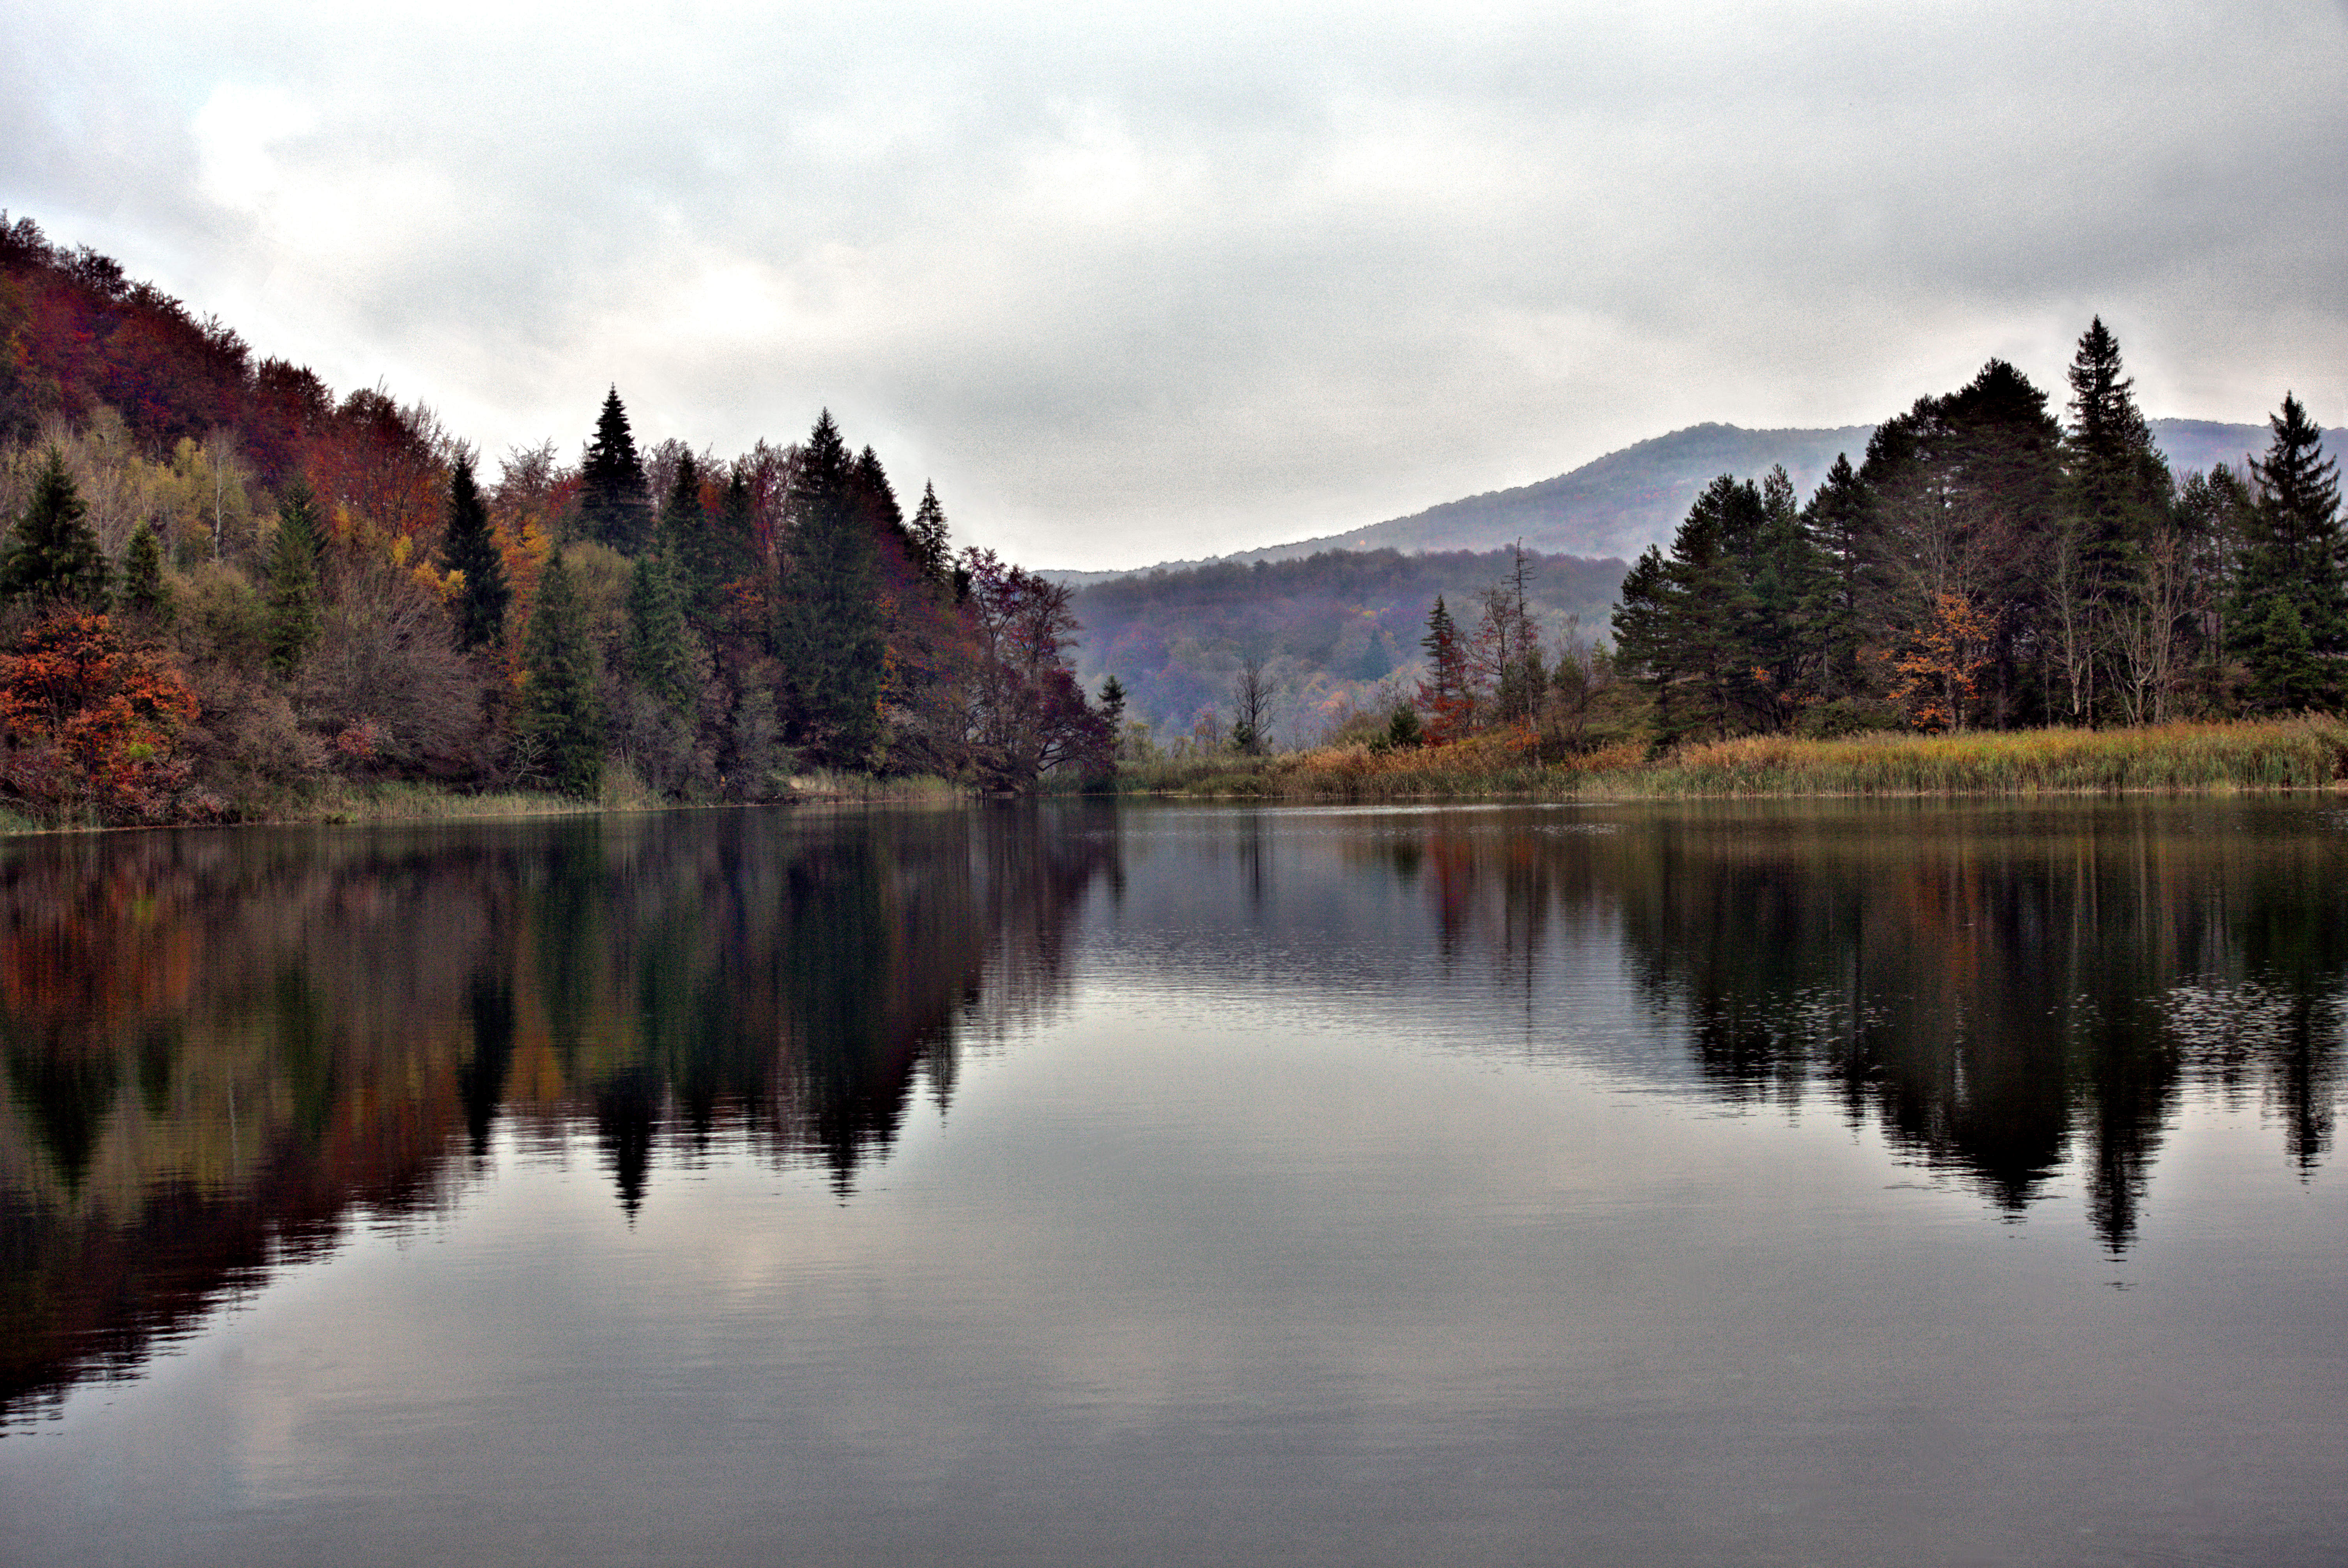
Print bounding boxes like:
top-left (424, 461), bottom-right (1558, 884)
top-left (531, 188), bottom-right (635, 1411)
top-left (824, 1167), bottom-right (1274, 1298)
top-left (1053, 417), bottom-right (2342, 586)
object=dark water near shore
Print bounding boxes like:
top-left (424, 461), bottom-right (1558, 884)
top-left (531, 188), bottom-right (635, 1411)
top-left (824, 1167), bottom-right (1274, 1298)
top-left (2, 799), bottom-right (2345, 1566)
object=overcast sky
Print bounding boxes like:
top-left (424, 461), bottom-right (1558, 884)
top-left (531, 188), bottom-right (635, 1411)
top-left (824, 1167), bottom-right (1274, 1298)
top-left (6, 2), bottom-right (2345, 568)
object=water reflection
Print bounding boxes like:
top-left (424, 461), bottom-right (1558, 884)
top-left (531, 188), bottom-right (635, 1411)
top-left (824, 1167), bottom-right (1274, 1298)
top-left (1379, 802), bottom-right (2348, 1250)
top-left (0, 805), bottom-right (1116, 1420)
top-left (4, 798), bottom-right (2345, 1436)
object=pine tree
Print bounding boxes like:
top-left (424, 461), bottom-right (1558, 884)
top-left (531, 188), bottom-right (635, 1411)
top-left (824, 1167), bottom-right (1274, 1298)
top-left (659, 450), bottom-right (718, 626)
top-left (1798, 453), bottom-right (1872, 702)
top-left (521, 549), bottom-right (605, 796)
top-left (579, 387), bottom-right (651, 554)
top-left (1610, 475), bottom-right (1770, 741)
top-left (444, 452), bottom-right (509, 652)
top-left (2059, 317), bottom-right (2172, 720)
top-left (774, 410), bottom-right (884, 766)
top-left (626, 549), bottom-right (696, 718)
top-left (911, 482), bottom-right (952, 590)
top-left (1416, 595), bottom-right (1473, 742)
top-left (1098, 674), bottom-right (1126, 729)
top-left (122, 520), bottom-right (171, 626)
top-left (266, 480), bottom-right (323, 676)
top-left (2234, 392), bottom-right (2345, 710)
top-left (2, 447), bottom-right (110, 609)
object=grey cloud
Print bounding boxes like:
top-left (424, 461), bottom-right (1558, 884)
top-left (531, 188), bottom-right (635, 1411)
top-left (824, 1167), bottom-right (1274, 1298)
top-left (5, 1), bottom-right (2345, 566)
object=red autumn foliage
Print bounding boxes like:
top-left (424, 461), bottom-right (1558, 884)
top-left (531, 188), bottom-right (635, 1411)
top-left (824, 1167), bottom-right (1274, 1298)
top-left (0, 612), bottom-right (200, 821)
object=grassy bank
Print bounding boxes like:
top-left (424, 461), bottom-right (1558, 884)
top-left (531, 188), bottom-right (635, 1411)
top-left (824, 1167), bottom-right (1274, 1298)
top-left (0, 768), bottom-right (976, 835)
top-left (1107, 718), bottom-right (2348, 801)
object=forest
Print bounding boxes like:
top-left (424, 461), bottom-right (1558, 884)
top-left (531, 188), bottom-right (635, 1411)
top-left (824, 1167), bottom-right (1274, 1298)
top-left (1601, 325), bottom-right (2342, 741)
top-left (1067, 544), bottom-right (1625, 747)
top-left (0, 214), bottom-right (1113, 823)
top-left (1372, 320), bottom-right (2341, 758)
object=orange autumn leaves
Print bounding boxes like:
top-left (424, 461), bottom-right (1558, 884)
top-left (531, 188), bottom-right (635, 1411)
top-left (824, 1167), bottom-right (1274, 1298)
top-left (0, 612), bottom-right (198, 821)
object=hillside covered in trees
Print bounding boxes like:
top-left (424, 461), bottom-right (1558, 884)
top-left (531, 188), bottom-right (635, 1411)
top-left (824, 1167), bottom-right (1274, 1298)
top-left (1606, 321), bottom-right (2341, 740)
top-left (1069, 546), bottom-right (1623, 745)
top-left (0, 214), bottom-right (1112, 822)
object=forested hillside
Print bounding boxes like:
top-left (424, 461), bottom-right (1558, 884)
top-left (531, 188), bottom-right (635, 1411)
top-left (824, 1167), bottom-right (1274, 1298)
top-left (1609, 322), bottom-right (2342, 738)
top-left (1070, 546), bottom-right (1623, 743)
top-left (0, 214), bottom-right (1110, 822)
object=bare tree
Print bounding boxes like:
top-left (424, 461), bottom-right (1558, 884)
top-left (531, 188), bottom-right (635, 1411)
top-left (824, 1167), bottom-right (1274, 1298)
top-left (1230, 655), bottom-right (1275, 754)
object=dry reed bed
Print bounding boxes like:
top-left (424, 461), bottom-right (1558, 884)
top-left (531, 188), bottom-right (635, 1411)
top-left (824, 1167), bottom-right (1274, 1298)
top-left (1128, 719), bottom-right (2348, 800)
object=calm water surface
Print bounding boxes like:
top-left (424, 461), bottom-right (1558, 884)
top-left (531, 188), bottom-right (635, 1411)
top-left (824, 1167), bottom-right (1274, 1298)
top-left (2, 799), bottom-right (2344, 1566)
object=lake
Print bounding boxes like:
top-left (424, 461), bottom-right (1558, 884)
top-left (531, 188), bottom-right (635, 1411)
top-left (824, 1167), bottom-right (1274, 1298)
top-left (3, 799), bottom-right (2344, 1566)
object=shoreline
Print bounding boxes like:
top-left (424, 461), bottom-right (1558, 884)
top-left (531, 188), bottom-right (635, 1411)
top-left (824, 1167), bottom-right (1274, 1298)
top-left (9, 719), bottom-right (2347, 832)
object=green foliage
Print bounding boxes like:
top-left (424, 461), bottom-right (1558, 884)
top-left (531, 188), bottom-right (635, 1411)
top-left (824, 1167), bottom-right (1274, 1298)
top-left (3, 447), bottom-right (109, 609)
top-left (444, 452), bottom-right (509, 652)
top-left (775, 410), bottom-right (884, 766)
top-left (626, 549), bottom-right (696, 718)
top-left (2234, 393), bottom-right (2346, 712)
top-left (659, 450), bottom-right (721, 630)
top-left (122, 519), bottom-right (170, 625)
top-left (265, 480), bottom-right (323, 676)
top-left (579, 387), bottom-right (650, 554)
top-left (520, 549), bottom-right (604, 797)
top-left (911, 481), bottom-right (952, 591)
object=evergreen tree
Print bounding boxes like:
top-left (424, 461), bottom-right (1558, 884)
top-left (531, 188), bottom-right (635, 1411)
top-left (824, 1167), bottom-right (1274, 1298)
top-left (122, 520), bottom-right (171, 626)
top-left (1098, 674), bottom-right (1127, 730)
top-left (626, 549), bottom-right (696, 717)
top-left (579, 387), bottom-right (652, 554)
top-left (911, 482), bottom-right (952, 590)
top-left (2064, 317), bottom-right (2171, 557)
top-left (444, 452), bottom-right (509, 652)
top-left (521, 549), bottom-right (605, 796)
top-left (2, 447), bottom-right (110, 609)
top-left (266, 480), bottom-right (324, 676)
top-left (1798, 453), bottom-right (1873, 701)
top-left (2059, 317), bottom-right (2172, 720)
top-left (707, 467), bottom-right (763, 634)
top-left (659, 450), bottom-right (718, 625)
top-left (1416, 595), bottom-right (1473, 741)
top-left (2247, 595), bottom-right (2321, 713)
top-left (850, 445), bottom-right (907, 548)
top-left (2234, 393), bottom-right (2345, 710)
top-left (774, 410), bottom-right (885, 765)
top-left (1610, 475), bottom-right (1769, 741)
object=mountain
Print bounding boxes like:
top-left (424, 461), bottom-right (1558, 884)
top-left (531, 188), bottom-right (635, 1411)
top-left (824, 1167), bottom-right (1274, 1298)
top-left (1063, 413), bottom-right (2346, 744)
top-left (1056, 416), bottom-right (2343, 589)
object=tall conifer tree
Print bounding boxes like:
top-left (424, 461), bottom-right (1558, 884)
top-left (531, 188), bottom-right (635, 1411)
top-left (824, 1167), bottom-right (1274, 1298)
top-left (910, 482), bottom-right (952, 590)
top-left (122, 521), bottom-right (170, 626)
top-left (2235, 393), bottom-right (2345, 710)
top-left (579, 387), bottom-right (652, 553)
top-left (3, 447), bottom-right (110, 609)
top-left (266, 480), bottom-right (323, 676)
top-left (775, 410), bottom-right (884, 765)
top-left (627, 550), bottom-right (696, 718)
top-left (444, 452), bottom-right (509, 652)
top-left (521, 549), bottom-right (604, 796)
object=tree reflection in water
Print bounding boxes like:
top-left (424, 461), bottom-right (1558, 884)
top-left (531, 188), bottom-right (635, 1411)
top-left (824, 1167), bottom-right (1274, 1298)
top-left (0, 804), bottom-right (1116, 1420)
top-left (2, 798), bottom-right (2342, 1430)
top-left (1400, 801), bottom-right (2346, 1253)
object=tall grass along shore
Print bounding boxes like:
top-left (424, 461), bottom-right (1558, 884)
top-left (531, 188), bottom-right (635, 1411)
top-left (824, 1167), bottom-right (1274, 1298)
top-left (1094, 718), bottom-right (2348, 802)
